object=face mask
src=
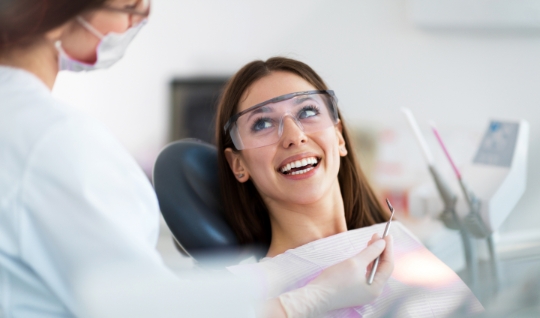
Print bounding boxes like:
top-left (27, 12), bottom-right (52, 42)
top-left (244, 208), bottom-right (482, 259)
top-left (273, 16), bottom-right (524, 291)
top-left (56, 16), bottom-right (147, 72)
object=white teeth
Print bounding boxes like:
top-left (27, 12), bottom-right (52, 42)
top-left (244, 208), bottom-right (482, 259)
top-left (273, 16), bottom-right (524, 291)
top-left (280, 157), bottom-right (319, 174)
top-left (291, 167), bottom-right (314, 175)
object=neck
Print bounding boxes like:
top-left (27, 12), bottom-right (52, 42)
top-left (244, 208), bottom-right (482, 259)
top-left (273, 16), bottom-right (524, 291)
top-left (265, 181), bottom-right (347, 258)
top-left (0, 39), bottom-right (59, 90)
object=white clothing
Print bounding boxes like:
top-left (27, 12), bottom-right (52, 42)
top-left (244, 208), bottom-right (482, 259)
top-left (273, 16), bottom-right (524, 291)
top-left (0, 66), bottom-right (253, 317)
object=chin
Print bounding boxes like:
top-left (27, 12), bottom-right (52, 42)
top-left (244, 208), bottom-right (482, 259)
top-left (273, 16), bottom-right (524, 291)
top-left (285, 191), bottom-right (326, 206)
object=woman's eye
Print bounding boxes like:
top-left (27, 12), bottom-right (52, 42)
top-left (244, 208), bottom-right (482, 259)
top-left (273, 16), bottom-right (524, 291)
top-left (251, 118), bottom-right (274, 132)
top-left (298, 106), bottom-right (320, 119)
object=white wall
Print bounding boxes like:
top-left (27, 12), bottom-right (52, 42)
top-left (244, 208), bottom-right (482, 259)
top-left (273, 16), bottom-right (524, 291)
top-left (53, 0), bottom-right (540, 235)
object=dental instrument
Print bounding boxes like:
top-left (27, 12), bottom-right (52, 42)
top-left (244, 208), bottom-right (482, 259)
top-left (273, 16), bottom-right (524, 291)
top-left (430, 123), bottom-right (505, 289)
top-left (367, 198), bottom-right (395, 285)
top-left (402, 108), bottom-right (478, 288)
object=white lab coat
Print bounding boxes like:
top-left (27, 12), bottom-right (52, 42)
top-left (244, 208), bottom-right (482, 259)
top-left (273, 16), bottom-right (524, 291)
top-left (0, 66), bottom-right (253, 318)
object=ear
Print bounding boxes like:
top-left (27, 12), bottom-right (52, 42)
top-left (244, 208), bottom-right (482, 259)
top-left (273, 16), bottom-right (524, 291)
top-left (44, 21), bottom-right (71, 42)
top-left (224, 148), bottom-right (250, 183)
top-left (335, 120), bottom-right (348, 157)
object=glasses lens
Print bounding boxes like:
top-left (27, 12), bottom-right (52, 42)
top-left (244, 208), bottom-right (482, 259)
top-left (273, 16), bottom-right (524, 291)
top-left (131, 0), bottom-right (150, 25)
top-left (231, 92), bottom-right (337, 150)
top-left (103, 0), bottom-right (150, 26)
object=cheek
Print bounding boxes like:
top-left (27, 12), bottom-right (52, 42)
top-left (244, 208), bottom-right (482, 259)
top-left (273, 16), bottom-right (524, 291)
top-left (242, 149), bottom-right (277, 189)
top-left (318, 130), bottom-right (340, 157)
top-left (61, 26), bottom-right (100, 63)
top-left (314, 131), bottom-right (341, 172)
top-left (89, 13), bottom-right (131, 35)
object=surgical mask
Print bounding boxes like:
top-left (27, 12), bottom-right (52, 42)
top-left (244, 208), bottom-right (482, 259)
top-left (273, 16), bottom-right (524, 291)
top-left (56, 16), bottom-right (147, 72)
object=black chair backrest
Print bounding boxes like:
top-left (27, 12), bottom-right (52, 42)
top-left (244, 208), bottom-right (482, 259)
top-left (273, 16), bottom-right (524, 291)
top-left (153, 139), bottom-right (247, 267)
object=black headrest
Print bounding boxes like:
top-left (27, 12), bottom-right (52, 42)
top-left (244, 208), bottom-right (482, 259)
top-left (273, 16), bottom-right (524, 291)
top-left (153, 139), bottom-right (246, 266)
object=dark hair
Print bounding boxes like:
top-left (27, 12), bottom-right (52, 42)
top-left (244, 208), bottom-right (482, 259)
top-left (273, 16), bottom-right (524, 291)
top-left (0, 0), bottom-right (107, 50)
top-left (215, 57), bottom-right (388, 246)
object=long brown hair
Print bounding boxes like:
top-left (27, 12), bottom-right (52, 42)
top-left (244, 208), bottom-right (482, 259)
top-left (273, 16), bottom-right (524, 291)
top-left (0, 0), bottom-right (107, 50)
top-left (216, 57), bottom-right (388, 246)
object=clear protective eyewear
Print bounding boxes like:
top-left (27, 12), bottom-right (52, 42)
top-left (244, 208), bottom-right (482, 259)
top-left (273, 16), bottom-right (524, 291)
top-left (102, 0), bottom-right (150, 26)
top-left (224, 90), bottom-right (339, 150)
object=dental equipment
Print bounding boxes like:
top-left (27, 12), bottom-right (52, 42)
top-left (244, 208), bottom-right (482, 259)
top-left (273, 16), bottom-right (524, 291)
top-left (430, 124), bottom-right (486, 237)
top-left (402, 108), bottom-right (478, 288)
top-left (402, 109), bottom-right (461, 229)
top-left (458, 120), bottom-right (529, 237)
top-left (402, 108), bottom-right (435, 166)
top-left (430, 122), bottom-right (486, 287)
top-left (367, 198), bottom-right (395, 285)
top-left (431, 120), bottom-right (529, 291)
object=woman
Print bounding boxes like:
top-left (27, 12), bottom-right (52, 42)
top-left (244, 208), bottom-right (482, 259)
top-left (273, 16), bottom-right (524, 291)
top-left (216, 57), bottom-right (394, 315)
top-left (216, 57), bottom-right (389, 257)
top-left (0, 2), bottom-right (392, 317)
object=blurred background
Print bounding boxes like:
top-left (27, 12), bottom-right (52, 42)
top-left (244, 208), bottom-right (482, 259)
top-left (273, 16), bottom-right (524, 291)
top-left (51, 0), bottom-right (540, 309)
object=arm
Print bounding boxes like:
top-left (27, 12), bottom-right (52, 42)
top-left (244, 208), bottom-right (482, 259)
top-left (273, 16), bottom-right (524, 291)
top-left (19, 117), bottom-right (254, 317)
top-left (261, 234), bottom-right (393, 318)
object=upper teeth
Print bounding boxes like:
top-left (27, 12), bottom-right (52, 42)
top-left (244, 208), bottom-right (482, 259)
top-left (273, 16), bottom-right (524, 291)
top-left (281, 157), bottom-right (318, 173)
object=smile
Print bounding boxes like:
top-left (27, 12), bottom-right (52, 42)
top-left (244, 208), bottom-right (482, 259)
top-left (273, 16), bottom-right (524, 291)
top-left (279, 157), bottom-right (320, 175)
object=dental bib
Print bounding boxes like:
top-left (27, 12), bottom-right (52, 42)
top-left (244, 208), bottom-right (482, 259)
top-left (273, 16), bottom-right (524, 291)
top-left (227, 222), bottom-right (483, 317)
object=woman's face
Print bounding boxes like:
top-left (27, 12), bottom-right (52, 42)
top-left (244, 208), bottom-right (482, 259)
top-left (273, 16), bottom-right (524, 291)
top-left (59, 0), bottom-right (147, 63)
top-left (225, 71), bottom-right (348, 207)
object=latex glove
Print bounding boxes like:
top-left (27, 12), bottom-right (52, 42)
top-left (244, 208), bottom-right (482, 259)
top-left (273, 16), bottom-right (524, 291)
top-left (278, 234), bottom-right (394, 318)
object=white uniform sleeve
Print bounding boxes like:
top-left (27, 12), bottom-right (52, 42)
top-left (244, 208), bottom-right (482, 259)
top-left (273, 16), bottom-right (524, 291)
top-left (18, 117), bottom-right (255, 317)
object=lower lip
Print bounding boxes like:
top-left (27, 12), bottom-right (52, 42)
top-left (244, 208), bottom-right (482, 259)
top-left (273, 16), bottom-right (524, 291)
top-left (280, 162), bottom-right (321, 180)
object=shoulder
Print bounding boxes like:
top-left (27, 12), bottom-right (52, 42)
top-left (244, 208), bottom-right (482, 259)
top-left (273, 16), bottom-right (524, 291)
top-left (0, 66), bottom-right (87, 156)
top-left (0, 68), bottom-right (131, 199)
top-left (1, 87), bottom-right (134, 178)
top-left (25, 113), bottom-right (143, 190)
top-left (0, 66), bottom-right (138, 177)
top-left (18, 102), bottom-right (160, 240)
top-left (0, 66), bottom-right (151, 201)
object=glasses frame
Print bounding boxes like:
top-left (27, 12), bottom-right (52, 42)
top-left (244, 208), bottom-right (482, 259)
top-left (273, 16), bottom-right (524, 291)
top-left (224, 90), bottom-right (338, 134)
top-left (101, 0), bottom-right (151, 24)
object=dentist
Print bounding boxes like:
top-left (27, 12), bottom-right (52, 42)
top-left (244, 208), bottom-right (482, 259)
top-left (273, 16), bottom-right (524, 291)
top-left (0, 1), bottom-right (393, 317)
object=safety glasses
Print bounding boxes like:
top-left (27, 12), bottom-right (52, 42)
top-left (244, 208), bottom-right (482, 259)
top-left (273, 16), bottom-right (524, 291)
top-left (224, 90), bottom-right (339, 150)
top-left (102, 0), bottom-right (151, 26)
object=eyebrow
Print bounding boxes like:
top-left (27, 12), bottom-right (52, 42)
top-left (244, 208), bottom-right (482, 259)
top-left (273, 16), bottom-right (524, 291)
top-left (243, 96), bottom-right (320, 121)
top-left (246, 106), bottom-right (275, 121)
top-left (294, 96), bottom-right (318, 105)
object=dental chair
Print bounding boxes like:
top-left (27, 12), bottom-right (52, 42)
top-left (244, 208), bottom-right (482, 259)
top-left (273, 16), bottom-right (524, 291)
top-left (153, 139), bottom-right (262, 268)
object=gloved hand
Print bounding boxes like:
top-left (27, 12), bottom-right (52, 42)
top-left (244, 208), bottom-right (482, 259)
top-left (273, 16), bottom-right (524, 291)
top-left (278, 234), bottom-right (394, 318)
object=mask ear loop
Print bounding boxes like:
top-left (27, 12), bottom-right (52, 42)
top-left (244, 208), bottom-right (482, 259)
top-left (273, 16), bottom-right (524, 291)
top-left (76, 16), bottom-right (105, 39)
top-left (54, 40), bottom-right (64, 52)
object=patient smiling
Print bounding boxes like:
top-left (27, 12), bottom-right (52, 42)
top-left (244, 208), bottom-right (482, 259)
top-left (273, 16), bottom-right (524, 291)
top-left (215, 57), bottom-right (484, 317)
top-left (215, 57), bottom-right (483, 317)
top-left (216, 57), bottom-right (389, 259)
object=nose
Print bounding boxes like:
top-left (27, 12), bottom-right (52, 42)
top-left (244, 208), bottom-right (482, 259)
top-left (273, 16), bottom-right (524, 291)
top-left (279, 115), bottom-right (307, 148)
